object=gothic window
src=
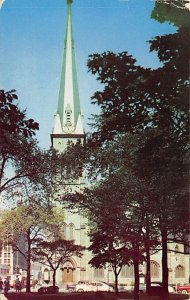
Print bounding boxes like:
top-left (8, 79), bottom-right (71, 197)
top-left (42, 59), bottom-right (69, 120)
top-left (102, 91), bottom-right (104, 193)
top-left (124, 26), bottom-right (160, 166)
top-left (43, 268), bottom-right (50, 282)
top-left (175, 265), bottom-right (185, 278)
top-left (120, 265), bottom-right (134, 278)
top-left (120, 266), bottom-right (127, 278)
top-left (127, 265), bottom-right (134, 278)
top-left (94, 268), bottom-right (104, 278)
top-left (150, 261), bottom-right (160, 278)
top-left (63, 223), bottom-right (67, 239)
top-left (68, 223), bottom-right (75, 240)
top-left (80, 268), bottom-right (86, 281)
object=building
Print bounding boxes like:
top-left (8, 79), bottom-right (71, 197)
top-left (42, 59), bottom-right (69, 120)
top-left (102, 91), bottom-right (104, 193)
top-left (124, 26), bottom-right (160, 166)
top-left (45, 0), bottom-right (190, 287)
top-left (0, 241), bottom-right (26, 277)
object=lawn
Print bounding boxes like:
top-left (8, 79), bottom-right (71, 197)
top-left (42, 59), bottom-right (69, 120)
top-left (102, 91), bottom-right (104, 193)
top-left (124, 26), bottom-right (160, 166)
top-left (6, 292), bottom-right (190, 300)
top-left (6, 292), bottom-right (117, 300)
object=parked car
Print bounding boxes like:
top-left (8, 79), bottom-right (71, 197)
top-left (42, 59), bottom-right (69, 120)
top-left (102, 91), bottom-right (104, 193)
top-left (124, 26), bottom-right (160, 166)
top-left (38, 285), bottom-right (59, 294)
top-left (176, 284), bottom-right (190, 294)
top-left (67, 283), bottom-right (76, 292)
top-left (117, 284), bottom-right (132, 292)
top-left (119, 283), bottom-right (175, 294)
top-left (75, 281), bottom-right (113, 292)
top-left (96, 281), bottom-right (114, 292)
top-left (151, 282), bottom-right (175, 293)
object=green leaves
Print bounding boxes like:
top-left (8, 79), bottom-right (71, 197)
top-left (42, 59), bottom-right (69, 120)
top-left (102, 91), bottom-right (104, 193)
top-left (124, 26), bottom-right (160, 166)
top-left (151, 1), bottom-right (190, 27)
top-left (0, 90), bottom-right (39, 139)
top-left (33, 238), bottom-right (84, 287)
top-left (0, 89), bottom-right (40, 197)
top-left (0, 204), bottom-right (67, 257)
top-left (87, 52), bottom-right (154, 142)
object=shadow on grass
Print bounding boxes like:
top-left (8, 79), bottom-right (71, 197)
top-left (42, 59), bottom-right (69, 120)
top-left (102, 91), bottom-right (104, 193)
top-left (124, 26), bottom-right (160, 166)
top-left (5, 292), bottom-right (190, 300)
top-left (6, 292), bottom-right (117, 300)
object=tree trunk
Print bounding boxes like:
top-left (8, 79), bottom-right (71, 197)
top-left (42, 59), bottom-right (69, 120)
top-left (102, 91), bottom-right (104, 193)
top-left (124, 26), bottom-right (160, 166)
top-left (26, 230), bottom-right (31, 293)
top-left (53, 269), bottom-right (56, 287)
top-left (113, 267), bottom-right (119, 294)
top-left (133, 260), bottom-right (139, 300)
top-left (161, 228), bottom-right (169, 299)
top-left (145, 228), bottom-right (151, 293)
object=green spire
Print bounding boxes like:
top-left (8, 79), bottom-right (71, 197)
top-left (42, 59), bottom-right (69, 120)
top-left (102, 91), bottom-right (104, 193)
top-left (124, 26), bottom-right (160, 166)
top-left (54, 0), bottom-right (83, 135)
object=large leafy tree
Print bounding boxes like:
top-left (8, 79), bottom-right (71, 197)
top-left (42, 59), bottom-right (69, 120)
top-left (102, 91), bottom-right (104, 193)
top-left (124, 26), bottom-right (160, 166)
top-left (0, 89), bottom-right (38, 140)
top-left (33, 239), bottom-right (84, 287)
top-left (0, 204), bottom-right (65, 292)
top-left (87, 52), bottom-right (152, 142)
top-left (80, 137), bottom-right (160, 298)
top-left (0, 89), bottom-right (39, 196)
top-left (89, 232), bottom-right (133, 295)
top-left (147, 1), bottom-right (189, 293)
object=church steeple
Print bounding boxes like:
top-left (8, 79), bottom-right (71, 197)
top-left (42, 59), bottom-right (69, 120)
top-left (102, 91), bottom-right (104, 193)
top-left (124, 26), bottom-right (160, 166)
top-left (52, 0), bottom-right (84, 143)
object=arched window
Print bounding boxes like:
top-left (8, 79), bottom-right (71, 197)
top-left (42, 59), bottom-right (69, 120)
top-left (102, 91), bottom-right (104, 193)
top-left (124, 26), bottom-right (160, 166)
top-left (94, 268), bottom-right (104, 278)
top-left (43, 268), bottom-right (50, 282)
top-left (150, 261), bottom-right (160, 278)
top-left (68, 223), bottom-right (75, 241)
top-left (62, 223), bottom-right (67, 239)
top-left (120, 266), bottom-right (127, 278)
top-left (127, 265), bottom-right (134, 278)
top-left (175, 265), bottom-right (185, 278)
top-left (120, 265), bottom-right (134, 278)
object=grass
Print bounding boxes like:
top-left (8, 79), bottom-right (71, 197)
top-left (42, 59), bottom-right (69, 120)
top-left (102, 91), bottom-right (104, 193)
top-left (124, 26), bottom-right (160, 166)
top-left (6, 292), bottom-right (117, 300)
top-left (5, 292), bottom-right (190, 300)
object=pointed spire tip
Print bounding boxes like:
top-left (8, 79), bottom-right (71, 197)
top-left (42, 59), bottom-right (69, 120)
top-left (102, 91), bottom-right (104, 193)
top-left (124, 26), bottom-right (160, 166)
top-left (67, 0), bottom-right (73, 4)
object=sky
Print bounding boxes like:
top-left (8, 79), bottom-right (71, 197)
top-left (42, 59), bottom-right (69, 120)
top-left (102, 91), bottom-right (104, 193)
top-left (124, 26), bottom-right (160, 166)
top-left (0, 0), bottom-right (177, 149)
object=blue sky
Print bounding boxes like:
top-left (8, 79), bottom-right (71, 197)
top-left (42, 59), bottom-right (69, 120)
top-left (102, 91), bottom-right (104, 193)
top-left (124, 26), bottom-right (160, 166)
top-left (0, 0), bottom-right (176, 149)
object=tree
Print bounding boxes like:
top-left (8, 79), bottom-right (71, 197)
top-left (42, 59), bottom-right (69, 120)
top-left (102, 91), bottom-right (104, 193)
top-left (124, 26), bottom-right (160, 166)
top-left (89, 233), bottom-right (131, 295)
top-left (69, 156), bottom-right (155, 298)
top-left (0, 89), bottom-right (38, 140)
top-left (0, 89), bottom-right (39, 196)
top-left (66, 132), bottom-right (164, 300)
top-left (33, 239), bottom-right (84, 287)
top-left (148, 2), bottom-right (189, 293)
top-left (0, 204), bottom-right (65, 292)
top-left (87, 52), bottom-right (153, 142)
